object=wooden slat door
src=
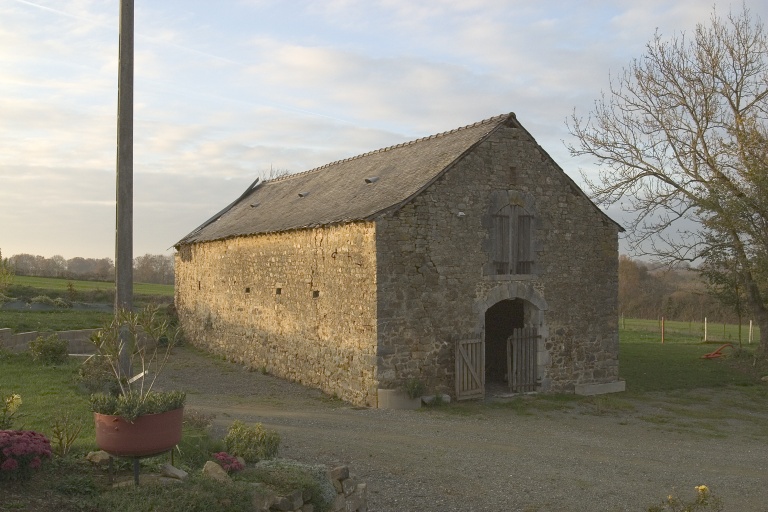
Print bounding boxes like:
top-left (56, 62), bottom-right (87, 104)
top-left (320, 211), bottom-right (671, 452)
top-left (455, 339), bottom-right (485, 400)
top-left (507, 328), bottom-right (538, 392)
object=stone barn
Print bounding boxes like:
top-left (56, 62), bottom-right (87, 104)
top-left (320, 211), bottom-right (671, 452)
top-left (174, 113), bottom-right (625, 407)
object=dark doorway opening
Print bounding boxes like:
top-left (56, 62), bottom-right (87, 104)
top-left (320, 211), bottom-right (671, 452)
top-left (484, 299), bottom-right (524, 383)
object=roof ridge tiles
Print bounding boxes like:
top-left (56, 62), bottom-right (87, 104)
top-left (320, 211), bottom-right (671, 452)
top-left (264, 113), bottom-right (512, 184)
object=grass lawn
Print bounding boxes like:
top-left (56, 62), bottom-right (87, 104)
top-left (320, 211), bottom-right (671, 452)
top-left (11, 275), bottom-right (174, 297)
top-left (619, 328), bottom-right (759, 392)
top-left (0, 353), bottom-right (94, 449)
top-left (0, 310), bottom-right (113, 333)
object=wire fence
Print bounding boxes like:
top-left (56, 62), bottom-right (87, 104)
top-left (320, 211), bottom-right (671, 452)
top-left (620, 316), bottom-right (761, 344)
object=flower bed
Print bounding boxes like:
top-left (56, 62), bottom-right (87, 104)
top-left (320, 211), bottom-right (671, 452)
top-left (0, 430), bottom-right (52, 480)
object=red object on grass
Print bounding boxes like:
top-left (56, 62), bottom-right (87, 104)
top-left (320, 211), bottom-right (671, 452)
top-left (701, 343), bottom-right (734, 359)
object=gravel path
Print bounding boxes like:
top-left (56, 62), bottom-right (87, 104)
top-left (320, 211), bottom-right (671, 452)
top-left (154, 345), bottom-right (768, 511)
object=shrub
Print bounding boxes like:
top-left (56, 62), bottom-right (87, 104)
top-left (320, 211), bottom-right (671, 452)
top-left (90, 390), bottom-right (186, 422)
top-left (53, 297), bottom-right (72, 308)
top-left (76, 355), bottom-right (122, 395)
top-left (183, 409), bottom-right (215, 431)
top-left (88, 305), bottom-right (182, 400)
top-left (404, 378), bottom-right (426, 399)
top-left (0, 430), bottom-right (53, 481)
top-left (223, 420), bottom-right (280, 463)
top-left (1, 392), bottom-right (22, 429)
top-left (50, 411), bottom-right (84, 457)
top-left (29, 333), bottom-right (69, 365)
top-left (30, 295), bottom-right (56, 306)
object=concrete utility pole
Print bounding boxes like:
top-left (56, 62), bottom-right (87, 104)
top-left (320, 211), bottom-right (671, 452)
top-left (116, 0), bottom-right (134, 376)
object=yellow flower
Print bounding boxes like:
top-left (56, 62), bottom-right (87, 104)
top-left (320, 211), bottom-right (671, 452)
top-left (695, 485), bottom-right (709, 495)
top-left (5, 393), bottom-right (21, 413)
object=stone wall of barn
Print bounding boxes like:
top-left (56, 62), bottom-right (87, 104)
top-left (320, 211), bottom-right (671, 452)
top-left (375, 122), bottom-right (620, 396)
top-left (174, 223), bottom-right (379, 406)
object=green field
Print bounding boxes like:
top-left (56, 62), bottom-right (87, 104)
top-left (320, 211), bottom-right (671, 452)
top-left (11, 275), bottom-right (174, 297)
top-left (1, 276), bottom-right (174, 332)
top-left (618, 317), bottom-right (764, 392)
top-left (0, 310), bottom-right (114, 333)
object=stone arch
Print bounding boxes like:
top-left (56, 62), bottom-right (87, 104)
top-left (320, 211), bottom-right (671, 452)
top-left (475, 282), bottom-right (549, 387)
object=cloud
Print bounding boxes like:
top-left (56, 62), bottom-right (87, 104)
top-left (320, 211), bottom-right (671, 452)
top-left (3, 0), bottom-right (768, 258)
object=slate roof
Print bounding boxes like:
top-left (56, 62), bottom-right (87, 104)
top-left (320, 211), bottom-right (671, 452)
top-left (177, 113), bottom-right (516, 245)
top-left (176, 112), bottom-right (620, 246)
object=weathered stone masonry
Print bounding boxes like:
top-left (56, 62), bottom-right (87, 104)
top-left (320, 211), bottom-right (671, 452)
top-left (374, 124), bottom-right (620, 395)
top-left (175, 223), bottom-right (379, 406)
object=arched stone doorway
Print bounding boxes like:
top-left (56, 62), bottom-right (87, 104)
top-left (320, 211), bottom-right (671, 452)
top-left (455, 283), bottom-right (548, 400)
top-left (484, 299), bottom-right (525, 383)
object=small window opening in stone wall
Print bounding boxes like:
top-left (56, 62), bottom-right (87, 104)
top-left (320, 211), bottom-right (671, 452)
top-left (509, 165), bottom-right (517, 186)
top-left (312, 290), bottom-right (320, 298)
top-left (245, 287), bottom-right (250, 294)
top-left (489, 201), bottom-right (535, 276)
top-left (275, 288), bottom-right (282, 295)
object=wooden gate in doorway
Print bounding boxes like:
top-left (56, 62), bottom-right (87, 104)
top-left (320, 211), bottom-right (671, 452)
top-left (455, 339), bottom-right (484, 400)
top-left (507, 328), bottom-right (538, 392)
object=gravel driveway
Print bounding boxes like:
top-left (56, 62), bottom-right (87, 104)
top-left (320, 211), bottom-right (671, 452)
top-left (154, 345), bottom-right (768, 511)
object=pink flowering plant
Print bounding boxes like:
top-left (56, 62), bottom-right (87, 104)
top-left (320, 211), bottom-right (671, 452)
top-left (0, 430), bottom-right (52, 481)
top-left (213, 451), bottom-right (245, 473)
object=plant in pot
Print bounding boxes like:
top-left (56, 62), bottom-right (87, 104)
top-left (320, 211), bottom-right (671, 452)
top-left (87, 305), bottom-right (185, 458)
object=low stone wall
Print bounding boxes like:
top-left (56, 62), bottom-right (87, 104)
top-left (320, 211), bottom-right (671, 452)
top-left (196, 458), bottom-right (366, 512)
top-left (325, 465), bottom-right (367, 512)
top-left (253, 464), bottom-right (367, 512)
top-left (0, 328), bottom-right (98, 354)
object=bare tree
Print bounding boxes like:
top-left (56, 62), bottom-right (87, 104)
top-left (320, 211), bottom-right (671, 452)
top-left (133, 254), bottom-right (174, 284)
top-left (44, 255), bottom-right (68, 277)
top-left (8, 253), bottom-right (39, 276)
top-left (567, 6), bottom-right (768, 353)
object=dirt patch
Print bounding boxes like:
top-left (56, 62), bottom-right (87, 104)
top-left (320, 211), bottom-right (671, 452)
top-left (155, 345), bottom-right (768, 511)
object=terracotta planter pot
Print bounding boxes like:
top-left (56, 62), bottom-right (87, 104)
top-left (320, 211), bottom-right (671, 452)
top-left (94, 407), bottom-right (184, 457)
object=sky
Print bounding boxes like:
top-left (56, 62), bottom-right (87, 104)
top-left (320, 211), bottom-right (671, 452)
top-left (2, 0), bottom-right (767, 260)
